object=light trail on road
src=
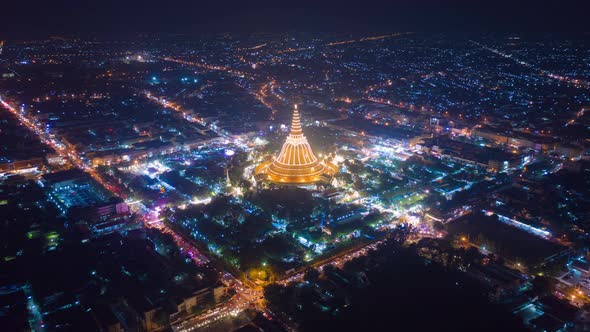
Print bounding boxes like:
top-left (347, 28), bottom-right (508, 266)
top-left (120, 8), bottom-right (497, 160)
top-left (278, 32), bottom-right (412, 53)
top-left (469, 40), bottom-right (590, 89)
top-left (1, 94), bottom-right (262, 331)
top-left (236, 43), bottom-right (268, 51)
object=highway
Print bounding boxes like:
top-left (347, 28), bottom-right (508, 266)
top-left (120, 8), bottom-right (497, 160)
top-left (279, 238), bottom-right (388, 286)
top-left (469, 40), bottom-right (590, 90)
top-left (277, 32), bottom-right (412, 53)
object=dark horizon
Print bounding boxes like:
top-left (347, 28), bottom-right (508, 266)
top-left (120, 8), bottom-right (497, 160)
top-left (1, 0), bottom-right (589, 38)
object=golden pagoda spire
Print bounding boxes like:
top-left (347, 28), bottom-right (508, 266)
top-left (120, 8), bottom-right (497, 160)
top-left (290, 104), bottom-right (303, 136)
top-left (253, 104), bottom-right (338, 185)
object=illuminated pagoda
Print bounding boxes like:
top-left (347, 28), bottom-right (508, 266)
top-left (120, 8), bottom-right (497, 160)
top-left (254, 105), bottom-right (338, 186)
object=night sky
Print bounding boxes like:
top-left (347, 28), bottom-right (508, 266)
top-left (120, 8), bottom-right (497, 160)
top-left (1, 0), bottom-right (588, 37)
